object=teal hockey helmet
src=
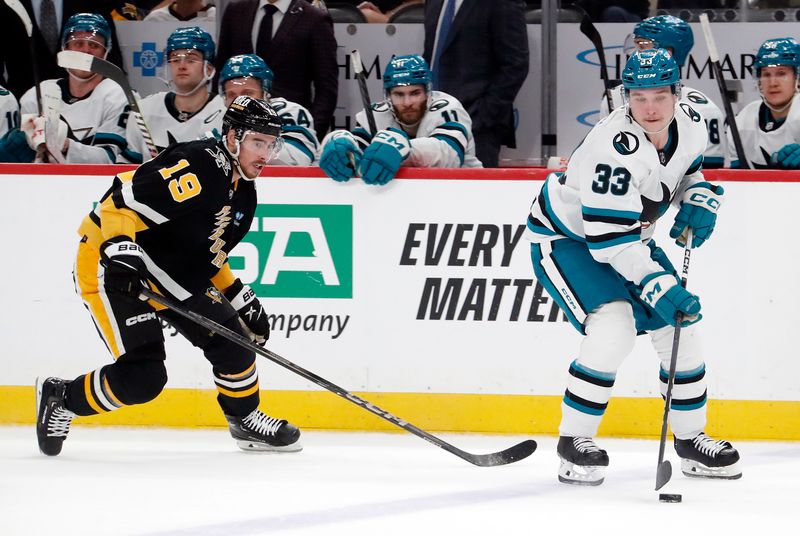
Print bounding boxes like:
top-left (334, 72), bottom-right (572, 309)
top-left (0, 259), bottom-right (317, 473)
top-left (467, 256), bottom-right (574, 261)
top-left (166, 26), bottom-right (215, 62)
top-left (633, 15), bottom-right (694, 67)
top-left (754, 37), bottom-right (800, 74)
top-left (220, 54), bottom-right (274, 93)
top-left (61, 13), bottom-right (112, 53)
top-left (622, 49), bottom-right (681, 93)
top-left (383, 54), bottom-right (432, 93)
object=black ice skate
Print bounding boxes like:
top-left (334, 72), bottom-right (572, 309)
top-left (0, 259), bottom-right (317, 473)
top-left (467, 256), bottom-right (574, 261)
top-left (674, 433), bottom-right (742, 479)
top-left (36, 377), bottom-right (76, 456)
top-left (225, 409), bottom-right (302, 452)
top-left (557, 436), bottom-right (610, 486)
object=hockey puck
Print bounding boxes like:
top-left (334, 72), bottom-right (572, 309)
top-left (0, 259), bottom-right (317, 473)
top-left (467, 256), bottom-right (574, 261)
top-left (658, 493), bottom-right (682, 503)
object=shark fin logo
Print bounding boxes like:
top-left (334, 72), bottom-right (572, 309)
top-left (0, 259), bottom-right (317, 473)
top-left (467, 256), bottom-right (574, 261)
top-left (613, 131), bottom-right (639, 155)
top-left (680, 103), bottom-right (702, 122)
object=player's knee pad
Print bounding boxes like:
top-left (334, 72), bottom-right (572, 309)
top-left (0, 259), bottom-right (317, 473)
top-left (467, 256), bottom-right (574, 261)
top-left (650, 323), bottom-right (704, 372)
top-left (578, 300), bottom-right (636, 372)
top-left (107, 343), bottom-right (168, 405)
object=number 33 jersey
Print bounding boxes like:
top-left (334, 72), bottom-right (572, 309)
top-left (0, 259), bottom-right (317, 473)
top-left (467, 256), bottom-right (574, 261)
top-left (78, 138), bottom-right (255, 298)
top-left (525, 103), bottom-right (708, 285)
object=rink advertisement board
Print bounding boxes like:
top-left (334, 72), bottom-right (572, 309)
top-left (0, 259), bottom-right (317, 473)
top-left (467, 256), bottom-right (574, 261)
top-left (1, 166), bottom-right (799, 439)
top-left (114, 21), bottom-right (800, 164)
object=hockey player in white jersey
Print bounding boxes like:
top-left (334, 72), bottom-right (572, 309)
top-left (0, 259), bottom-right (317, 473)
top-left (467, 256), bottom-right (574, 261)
top-left (0, 13), bottom-right (127, 163)
top-left (220, 54), bottom-right (318, 165)
top-left (120, 26), bottom-right (226, 163)
top-left (527, 49), bottom-right (740, 485)
top-left (727, 37), bottom-right (800, 168)
top-left (0, 85), bottom-right (19, 137)
top-left (319, 54), bottom-right (482, 185)
top-left (599, 16), bottom-right (725, 168)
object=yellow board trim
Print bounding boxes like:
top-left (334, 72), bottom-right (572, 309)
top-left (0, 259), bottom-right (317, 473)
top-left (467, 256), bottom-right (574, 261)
top-left (2, 386), bottom-right (798, 440)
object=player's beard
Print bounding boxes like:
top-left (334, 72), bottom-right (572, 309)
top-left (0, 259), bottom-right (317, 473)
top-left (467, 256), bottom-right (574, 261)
top-left (395, 103), bottom-right (425, 127)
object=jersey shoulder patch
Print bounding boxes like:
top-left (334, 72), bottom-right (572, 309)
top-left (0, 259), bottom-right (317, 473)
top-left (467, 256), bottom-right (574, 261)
top-left (270, 98), bottom-right (288, 112)
top-left (612, 131), bottom-right (640, 155)
top-left (429, 98), bottom-right (450, 112)
top-left (685, 91), bottom-right (708, 105)
top-left (372, 101), bottom-right (390, 113)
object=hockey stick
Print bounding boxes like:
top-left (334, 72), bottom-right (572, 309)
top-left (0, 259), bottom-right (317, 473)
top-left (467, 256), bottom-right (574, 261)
top-left (56, 50), bottom-right (159, 159)
top-left (41, 82), bottom-right (65, 163)
top-left (4, 0), bottom-right (41, 114)
top-left (139, 287), bottom-right (537, 467)
top-left (699, 14), bottom-right (749, 169)
top-left (350, 49), bottom-right (378, 135)
top-left (655, 229), bottom-right (693, 491)
top-left (576, 9), bottom-right (614, 114)
top-left (4, 0), bottom-right (49, 161)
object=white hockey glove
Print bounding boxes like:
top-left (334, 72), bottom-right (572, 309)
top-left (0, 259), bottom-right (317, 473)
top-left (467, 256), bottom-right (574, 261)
top-left (21, 114), bottom-right (67, 155)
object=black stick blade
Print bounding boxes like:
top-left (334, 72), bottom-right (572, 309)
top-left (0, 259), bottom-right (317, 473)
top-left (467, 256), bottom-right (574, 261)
top-left (655, 460), bottom-right (672, 490)
top-left (465, 439), bottom-right (537, 467)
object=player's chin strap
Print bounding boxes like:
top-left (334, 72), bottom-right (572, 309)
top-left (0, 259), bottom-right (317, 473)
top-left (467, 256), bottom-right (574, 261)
top-left (758, 81), bottom-right (798, 114)
top-left (172, 61), bottom-right (216, 97)
top-left (224, 132), bottom-right (258, 181)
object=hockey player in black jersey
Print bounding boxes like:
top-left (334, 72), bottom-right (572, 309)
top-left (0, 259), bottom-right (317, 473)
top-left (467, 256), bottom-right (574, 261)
top-left (36, 96), bottom-right (301, 456)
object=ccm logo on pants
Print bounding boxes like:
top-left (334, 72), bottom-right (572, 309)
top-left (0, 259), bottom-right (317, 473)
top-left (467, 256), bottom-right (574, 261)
top-left (126, 312), bottom-right (158, 326)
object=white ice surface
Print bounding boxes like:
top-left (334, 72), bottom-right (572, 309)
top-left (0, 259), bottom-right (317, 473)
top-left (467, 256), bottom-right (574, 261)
top-left (1, 426), bottom-right (798, 535)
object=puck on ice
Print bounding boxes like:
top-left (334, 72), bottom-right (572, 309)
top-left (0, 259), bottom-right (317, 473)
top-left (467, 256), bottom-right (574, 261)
top-left (659, 493), bottom-right (682, 503)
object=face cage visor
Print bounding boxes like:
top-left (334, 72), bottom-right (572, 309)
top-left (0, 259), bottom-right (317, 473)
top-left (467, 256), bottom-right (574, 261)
top-left (238, 130), bottom-right (284, 163)
top-left (63, 32), bottom-right (108, 58)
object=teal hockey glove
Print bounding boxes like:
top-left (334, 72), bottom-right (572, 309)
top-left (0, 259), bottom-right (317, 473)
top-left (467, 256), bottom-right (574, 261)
top-left (773, 143), bottom-right (800, 169)
top-left (320, 131), bottom-right (361, 182)
top-left (359, 128), bottom-right (410, 185)
top-left (669, 182), bottom-right (724, 248)
top-left (640, 271), bottom-right (702, 327)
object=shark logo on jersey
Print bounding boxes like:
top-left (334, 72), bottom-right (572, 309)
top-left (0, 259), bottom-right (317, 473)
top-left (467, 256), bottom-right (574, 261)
top-left (373, 102), bottom-right (390, 113)
top-left (205, 146), bottom-right (232, 175)
top-left (680, 103), bottom-right (701, 122)
top-left (613, 131), bottom-right (639, 155)
top-left (686, 92), bottom-right (708, 105)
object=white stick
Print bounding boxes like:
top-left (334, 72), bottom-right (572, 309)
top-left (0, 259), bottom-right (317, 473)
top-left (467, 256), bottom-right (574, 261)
top-left (699, 14), bottom-right (719, 63)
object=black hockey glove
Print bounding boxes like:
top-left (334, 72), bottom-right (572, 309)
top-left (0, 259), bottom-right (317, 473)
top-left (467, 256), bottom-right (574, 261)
top-left (99, 237), bottom-right (148, 298)
top-left (224, 279), bottom-right (270, 345)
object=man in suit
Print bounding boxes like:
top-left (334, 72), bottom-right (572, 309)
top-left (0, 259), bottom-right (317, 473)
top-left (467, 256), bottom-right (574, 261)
top-left (216, 0), bottom-right (338, 137)
top-left (423, 0), bottom-right (529, 167)
top-left (0, 1), bottom-right (124, 99)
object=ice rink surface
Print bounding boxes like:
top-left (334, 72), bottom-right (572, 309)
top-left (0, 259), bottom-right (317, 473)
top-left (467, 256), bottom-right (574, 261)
top-left (1, 426), bottom-right (798, 535)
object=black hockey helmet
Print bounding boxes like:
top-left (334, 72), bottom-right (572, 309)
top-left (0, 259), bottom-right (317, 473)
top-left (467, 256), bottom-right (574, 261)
top-left (222, 96), bottom-right (282, 139)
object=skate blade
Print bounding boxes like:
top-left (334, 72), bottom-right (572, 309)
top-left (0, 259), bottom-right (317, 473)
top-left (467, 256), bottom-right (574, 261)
top-left (235, 439), bottom-right (303, 453)
top-left (681, 458), bottom-right (742, 480)
top-left (558, 459), bottom-right (606, 486)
